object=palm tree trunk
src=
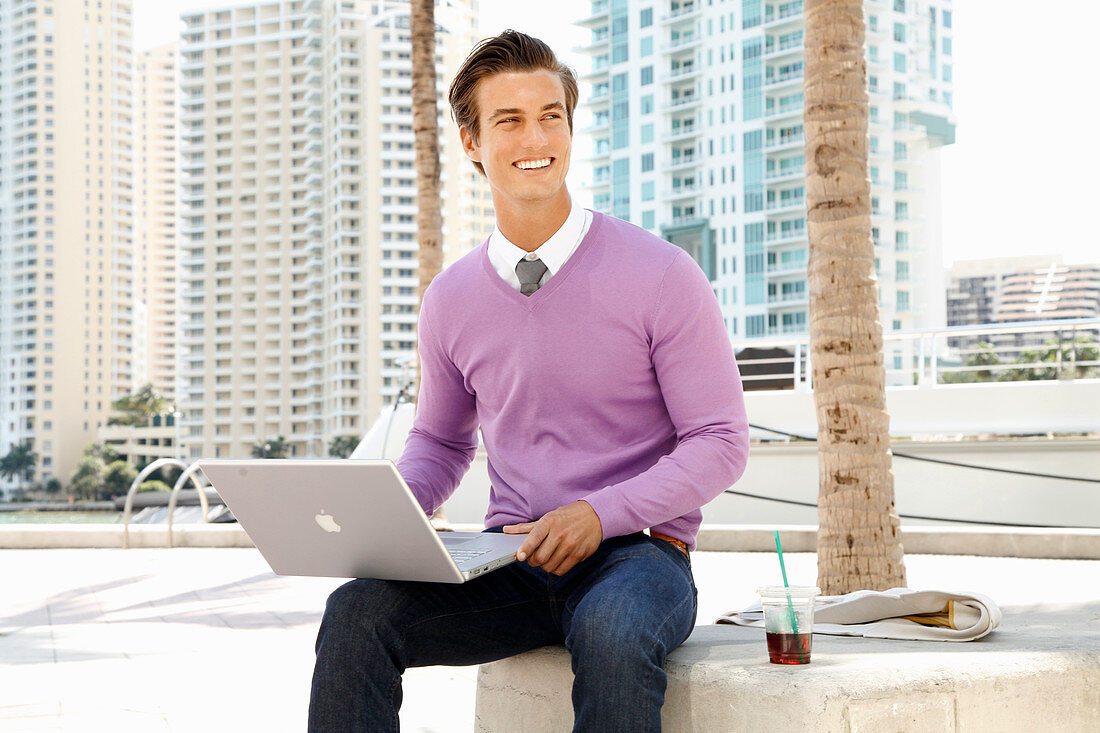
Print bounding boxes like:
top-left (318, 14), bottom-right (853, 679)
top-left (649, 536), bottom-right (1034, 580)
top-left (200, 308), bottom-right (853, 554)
top-left (410, 0), bottom-right (443, 360)
top-left (410, 0), bottom-right (448, 529)
top-left (804, 0), bottom-right (905, 594)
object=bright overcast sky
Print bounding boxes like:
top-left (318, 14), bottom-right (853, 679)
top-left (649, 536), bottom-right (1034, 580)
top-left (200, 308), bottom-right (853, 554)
top-left (135, 0), bottom-right (1099, 268)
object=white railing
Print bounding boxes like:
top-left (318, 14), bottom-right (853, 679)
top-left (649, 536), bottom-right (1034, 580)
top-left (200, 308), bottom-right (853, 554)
top-left (733, 317), bottom-right (1100, 390)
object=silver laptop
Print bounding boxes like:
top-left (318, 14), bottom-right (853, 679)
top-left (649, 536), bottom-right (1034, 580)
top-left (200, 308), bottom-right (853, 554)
top-left (197, 459), bottom-right (526, 583)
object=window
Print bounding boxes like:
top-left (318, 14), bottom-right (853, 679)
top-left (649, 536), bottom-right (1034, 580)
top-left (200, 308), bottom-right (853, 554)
top-left (641, 181), bottom-right (655, 201)
top-left (893, 52), bottom-right (906, 73)
top-left (641, 153), bottom-right (654, 172)
top-left (642, 210), bottom-right (655, 229)
top-left (640, 123), bottom-right (654, 144)
top-left (894, 0), bottom-right (905, 12)
top-left (943, 64), bottom-right (953, 82)
top-left (943, 10), bottom-right (952, 28)
top-left (896, 261), bottom-right (909, 282)
top-left (641, 66), bottom-right (653, 85)
top-left (894, 171), bottom-right (907, 190)
top-left (640, 94), bottom-right (654, 114)
top-left (942, 37), bottom-right (952, 55)
top-left (640, 7), bottom-right (653, 27)
top-left (893, 23), bottom-right (905, 43)
top-left (612, 42), bottom-right (628, 64)
top-left (640, 36), bottom-right (653, 57)
top-left (894, 201), bottom-right (908, 220)
top-left (895, 231), bottom-right (909, 250)
top-left (747, 315), bottom-right (766, 337)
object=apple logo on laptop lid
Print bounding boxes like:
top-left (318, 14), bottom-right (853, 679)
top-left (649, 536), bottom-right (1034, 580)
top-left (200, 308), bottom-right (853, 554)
top-left (315, 510), bottom-right (341, 533)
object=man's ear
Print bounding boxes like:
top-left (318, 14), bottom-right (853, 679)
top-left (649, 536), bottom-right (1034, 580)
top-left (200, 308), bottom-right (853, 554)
top-left (459, 126), bottom-right (481, 163)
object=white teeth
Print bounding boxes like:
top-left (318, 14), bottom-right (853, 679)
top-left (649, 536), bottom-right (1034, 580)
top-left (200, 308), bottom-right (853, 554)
top-left (516, 158), bottom-right (551, 170)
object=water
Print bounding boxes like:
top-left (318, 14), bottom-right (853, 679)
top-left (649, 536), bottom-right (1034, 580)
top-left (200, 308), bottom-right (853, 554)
top-left (0, 511), bottom-right (122, 524)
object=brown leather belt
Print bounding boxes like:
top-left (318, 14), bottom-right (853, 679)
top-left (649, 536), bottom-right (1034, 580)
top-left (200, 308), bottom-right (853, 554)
top-left (651, 531), bottom-right (689, 556)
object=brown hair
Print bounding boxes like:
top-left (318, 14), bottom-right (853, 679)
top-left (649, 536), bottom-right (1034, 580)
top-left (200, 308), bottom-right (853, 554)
top-left (448, 30), bottom-right (579, 175)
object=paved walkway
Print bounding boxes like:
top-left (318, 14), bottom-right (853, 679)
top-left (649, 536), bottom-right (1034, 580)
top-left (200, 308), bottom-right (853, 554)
top-left (2, 547), bottom-right (1098, 732)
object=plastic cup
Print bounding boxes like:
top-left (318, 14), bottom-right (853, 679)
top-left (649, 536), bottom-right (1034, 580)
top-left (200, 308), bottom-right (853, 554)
top-left (757, 586), bottom-right (821, 665)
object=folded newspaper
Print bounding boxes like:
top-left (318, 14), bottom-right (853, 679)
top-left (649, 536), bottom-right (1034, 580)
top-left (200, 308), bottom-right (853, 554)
top-left (717, 588), bottom-right (1002, 641)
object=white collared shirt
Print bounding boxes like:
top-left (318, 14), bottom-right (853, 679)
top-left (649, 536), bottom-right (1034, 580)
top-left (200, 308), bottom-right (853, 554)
top-left (487, 198), bottom-right (593, 291)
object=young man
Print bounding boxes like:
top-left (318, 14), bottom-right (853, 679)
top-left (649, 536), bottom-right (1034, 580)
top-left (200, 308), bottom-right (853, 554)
top-left (308, 31), bottom-right (748, 731)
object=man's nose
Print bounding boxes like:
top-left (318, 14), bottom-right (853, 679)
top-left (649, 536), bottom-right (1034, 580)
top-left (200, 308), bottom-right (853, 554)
top-left (521, 120), bottom-right (548, 148)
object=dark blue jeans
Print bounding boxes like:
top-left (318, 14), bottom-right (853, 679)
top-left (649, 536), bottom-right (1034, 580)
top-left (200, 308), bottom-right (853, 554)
top-left (308, 532), bottom-right (697, 732)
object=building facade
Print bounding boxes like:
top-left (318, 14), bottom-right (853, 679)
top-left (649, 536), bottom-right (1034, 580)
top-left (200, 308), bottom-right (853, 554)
top-left (178, 0), bottom-right (491, 461)
top-left (0, 0), bottom-right (137, 492)
top-left (134, 42), bottom-right (178, 404)
top-left (577, 0), bottom-right (955, 340)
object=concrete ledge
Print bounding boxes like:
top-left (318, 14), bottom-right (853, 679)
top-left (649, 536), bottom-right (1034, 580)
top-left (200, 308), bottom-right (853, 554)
top-left (697, 524), bottom-right (1100, 560)
top-left (2, 523), bottom-right (1098, 559)
top-left (475, 604), bottom-right (1100, 732)
top-left (0, 524), bottom-right (252, 549)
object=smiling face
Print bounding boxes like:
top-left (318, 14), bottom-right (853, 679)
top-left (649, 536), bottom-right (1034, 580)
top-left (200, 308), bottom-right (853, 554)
top-left (460, 69), bottom-right (573, 218)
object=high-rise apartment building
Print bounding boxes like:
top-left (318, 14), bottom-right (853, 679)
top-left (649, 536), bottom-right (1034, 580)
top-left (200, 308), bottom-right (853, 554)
top-left (178, 0), bottom-right (491, 461)
top-left (134, 42), bottom-right (178, 404)
top-left (947, 256), bottom-right (1100, 326)
top-left (0, 0), bottom-right (136, 491)
top-left (577, 0), bottom-right (955, 340)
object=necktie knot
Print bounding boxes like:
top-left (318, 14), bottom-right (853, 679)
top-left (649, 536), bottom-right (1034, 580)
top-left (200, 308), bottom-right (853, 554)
top-left (515, 257), bottom-right (548, 296)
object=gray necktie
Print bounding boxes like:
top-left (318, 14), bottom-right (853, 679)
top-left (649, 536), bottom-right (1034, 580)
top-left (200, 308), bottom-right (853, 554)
top-left (515, 257), bottom-right (548, 296)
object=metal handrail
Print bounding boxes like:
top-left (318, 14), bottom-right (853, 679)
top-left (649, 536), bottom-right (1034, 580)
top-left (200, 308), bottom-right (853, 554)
top-left (122, 458), bottom-right (190, 548)
top-left (166, 463), bottom-right (212, 548)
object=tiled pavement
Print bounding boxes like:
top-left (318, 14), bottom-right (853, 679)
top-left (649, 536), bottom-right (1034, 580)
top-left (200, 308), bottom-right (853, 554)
top-left (2, 546), bottom-right (1098, 732)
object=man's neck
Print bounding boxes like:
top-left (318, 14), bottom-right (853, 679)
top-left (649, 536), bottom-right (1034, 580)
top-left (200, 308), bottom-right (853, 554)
top-left (494, 189), bottom-right (572, 253)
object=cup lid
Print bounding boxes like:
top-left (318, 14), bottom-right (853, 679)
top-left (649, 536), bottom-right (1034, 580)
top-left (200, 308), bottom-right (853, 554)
top-left (757, 585), bottom-right (821, 598)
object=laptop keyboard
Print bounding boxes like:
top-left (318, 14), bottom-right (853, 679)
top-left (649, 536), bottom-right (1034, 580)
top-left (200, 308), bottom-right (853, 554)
top-left (448, 547), bottom-right (491, 563)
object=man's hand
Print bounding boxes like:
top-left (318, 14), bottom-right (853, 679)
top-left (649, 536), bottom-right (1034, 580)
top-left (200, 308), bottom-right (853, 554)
top-left (502, 500), bottom-right (603, 576)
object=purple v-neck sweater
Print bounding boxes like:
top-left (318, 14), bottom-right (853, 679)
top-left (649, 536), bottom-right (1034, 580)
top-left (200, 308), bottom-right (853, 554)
top-left (396, 212), bottom-right (748, 549)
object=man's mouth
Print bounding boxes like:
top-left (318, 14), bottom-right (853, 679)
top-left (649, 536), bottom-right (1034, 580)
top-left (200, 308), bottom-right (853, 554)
top-left (514, 157), bottom-right (553, 170)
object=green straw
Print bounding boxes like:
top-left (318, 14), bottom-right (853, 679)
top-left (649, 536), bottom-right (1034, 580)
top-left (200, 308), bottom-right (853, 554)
top-left (773, 530), bottom-right (800, 636)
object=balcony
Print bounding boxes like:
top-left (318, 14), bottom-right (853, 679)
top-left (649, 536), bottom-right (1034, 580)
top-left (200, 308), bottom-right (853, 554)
top-left (668, 63), bottom-right (701, 81)
top-left (663, 184), bottom-right (702, 201)
top-left (764, 70), bottom-right (804, 89)
top-left (661, 3), bottom-right (701, 25)
top-left (661, 34), bottom-right (701, 54)
top-left (764, 100), bottom-right (804, 121)
top-left (662, 95), bottom-right (702, 113)
top-left (575, 1), bottom-right (609, 28)
top-left (766, 227), bottom-right (808, 245)
top-left (765, 197), bottom-right (806, 214)
top-left (765, 165), bottom-right (804, 182)
top-left (663, 153), bottom-right (701, 171)
top-left (763, 1), bottom-right (804, 27)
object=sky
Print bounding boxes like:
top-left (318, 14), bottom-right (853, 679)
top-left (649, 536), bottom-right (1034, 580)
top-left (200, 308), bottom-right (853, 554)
top-left (135, 0), bottom-right (1100, 268)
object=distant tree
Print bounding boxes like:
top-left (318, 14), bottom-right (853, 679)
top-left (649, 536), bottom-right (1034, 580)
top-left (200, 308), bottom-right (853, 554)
top-left (252, 436), bottom-right (289, 459)
top-left (328, 436), bottom-right (359, 459)
top-left (103, 460), bottom-right (138, 499)
top-left (45, 478), bottom-right (63, 495)
top-left (942, 342), bottom-right (1000, 384)
top-left (108, 384), bottom-right (168, 427)
top-left (85, 442), bottom-right (120, 464)
top-left (999, 338), bottom-right (1099, 382)
top-left (138, 480), bottom-right (172, 494)
top-left (70, 456), bottom-right (106, 501)
top-left (0, 442), bottom-right (38, 498)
